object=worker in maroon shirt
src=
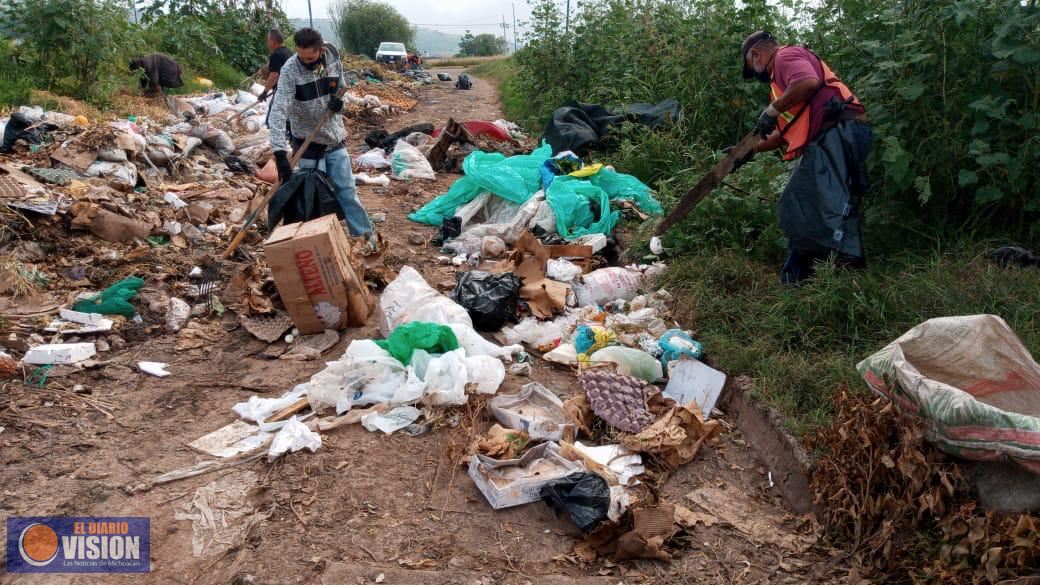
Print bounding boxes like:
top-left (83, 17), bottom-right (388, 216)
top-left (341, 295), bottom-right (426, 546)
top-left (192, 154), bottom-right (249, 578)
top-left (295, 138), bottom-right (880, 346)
top-left (735, 31), bottom-right (873, 285)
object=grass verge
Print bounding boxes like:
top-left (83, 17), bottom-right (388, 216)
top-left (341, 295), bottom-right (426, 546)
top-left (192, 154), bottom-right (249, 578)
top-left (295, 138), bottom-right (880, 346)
top-left (427, 55), bottom-right (509, 69)
top-left (658, 242), bottom-right (1040, 436)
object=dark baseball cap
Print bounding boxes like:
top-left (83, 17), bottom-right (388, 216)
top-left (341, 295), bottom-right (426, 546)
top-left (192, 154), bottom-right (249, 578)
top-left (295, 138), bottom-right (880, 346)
top-left (741, 31), bottom-right (774, 79)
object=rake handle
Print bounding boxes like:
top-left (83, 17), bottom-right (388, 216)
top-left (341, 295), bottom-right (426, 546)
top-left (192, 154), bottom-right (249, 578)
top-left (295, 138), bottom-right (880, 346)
top-left (218, 87), bottom-right (348, 261)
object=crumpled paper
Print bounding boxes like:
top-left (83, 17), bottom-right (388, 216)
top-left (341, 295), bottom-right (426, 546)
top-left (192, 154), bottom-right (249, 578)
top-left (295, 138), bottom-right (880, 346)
top-left (621, 403), bottom-right (721, 470)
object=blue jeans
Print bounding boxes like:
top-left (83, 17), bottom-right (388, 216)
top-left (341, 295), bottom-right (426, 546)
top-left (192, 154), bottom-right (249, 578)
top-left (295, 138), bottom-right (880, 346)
top-left (297, 148), bottom-right (372, 237)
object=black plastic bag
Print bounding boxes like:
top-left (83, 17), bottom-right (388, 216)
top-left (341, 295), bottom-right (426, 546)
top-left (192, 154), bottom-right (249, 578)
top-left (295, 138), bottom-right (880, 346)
top-left (267, 167), bottom-right (344, 227)
top-left (456, 74), bottom-right (473, 90)
top-left (450, 270), bottom-right (521, 331)
top-left (431, 215), bottom-right (462, 246)
top-left (1, 113), bottom-right (38, 154)
top-left (540, 473), bottom-right (610, 533)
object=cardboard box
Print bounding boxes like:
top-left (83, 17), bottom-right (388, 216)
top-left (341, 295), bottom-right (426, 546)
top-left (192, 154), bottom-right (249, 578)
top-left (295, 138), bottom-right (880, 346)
top-left (467, 442), bottom-right (585, 509)
top-left (264, 215), bottom-right (370, 334)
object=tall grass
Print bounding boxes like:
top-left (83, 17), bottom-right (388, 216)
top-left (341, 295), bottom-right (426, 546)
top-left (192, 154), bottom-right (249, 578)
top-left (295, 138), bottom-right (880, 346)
top-left (659, 244), bottom-right (1040, 435)
top-left (427, 55), bottom-right (509, 69)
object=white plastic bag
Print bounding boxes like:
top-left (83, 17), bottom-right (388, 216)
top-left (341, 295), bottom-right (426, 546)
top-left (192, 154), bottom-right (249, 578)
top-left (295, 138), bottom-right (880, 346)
top-left (357, 149), bottom-right (391, 170)
top-left (379, 266), bottom-right (472, 336)
top-left (267, 416), bottom-right (321, 461)
top-left (235, 90), bottom-right (258, 105)
top-left (501, 317), bottom-right (564, 350)
top-left (362, 406), bottom-right (422, 434)
top-left (448, 323), bottom-right (522, 363)
top-left (423, 349), bottom-right (468, 406)
top-left (547, 258), bottom-right (583, 282)
top-left (391, 140), bottom-right (435, 181)
top-left (233, 385), bottom-right (308, 423)
top-left (307, 340), bottom-right (411, 413)
top-left (465, 355), bottom-right (505, 394)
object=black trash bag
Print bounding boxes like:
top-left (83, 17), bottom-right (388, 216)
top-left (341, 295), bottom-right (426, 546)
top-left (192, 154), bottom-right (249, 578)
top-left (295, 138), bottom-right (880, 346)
top-left (267, 167), bottom-right (344, 227)
top-left (223, 155), bottom-right (256, 175)
top-left (364, 123), bottom-right (436, 151)
top-left (1, 113), bottom-right (35, 153)
top-left (541, 100), bottom-right (680, 155)
top-left (431, 215), bottom-right (462, 246)
top-left (989, 245), bottom-right (1039, 269)
top-left (456, 74), bottom-right (473, 90)
top-left (450, 271), bottom-right (522, 331)
top-left (539, 473), bottom-right (611, 533)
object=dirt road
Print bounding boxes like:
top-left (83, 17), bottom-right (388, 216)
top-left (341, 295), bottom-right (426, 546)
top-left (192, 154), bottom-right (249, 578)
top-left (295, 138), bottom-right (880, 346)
top-left (0, 70), bottom-right (843, 584)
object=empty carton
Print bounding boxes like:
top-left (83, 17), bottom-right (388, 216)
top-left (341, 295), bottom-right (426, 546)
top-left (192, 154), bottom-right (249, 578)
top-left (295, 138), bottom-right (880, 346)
top-left (489, 382), bottom-right (576, 441)
top-left (468, 442), bottom-right (584, 509)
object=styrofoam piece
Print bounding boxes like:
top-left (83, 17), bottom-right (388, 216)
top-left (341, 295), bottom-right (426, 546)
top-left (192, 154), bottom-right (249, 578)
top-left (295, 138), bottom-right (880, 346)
top-left (59, 309), bottom-right (104, 325)
top-left (488, 382), bottom-right (574, 441)
top-left (573, 441), bottom-right (644, 486)
top-left (188, 420), bottom-right (270, 458)
top-left (44, 318), bottom-right (114, 335)
top-left (468, 442), bottom-right (584, 509)
top-left (138, 361), bottom-right (171, 377)
top-left (663, 358), bottom-right (727, 420)
top-left (23, 343), bottom-right (97, 365)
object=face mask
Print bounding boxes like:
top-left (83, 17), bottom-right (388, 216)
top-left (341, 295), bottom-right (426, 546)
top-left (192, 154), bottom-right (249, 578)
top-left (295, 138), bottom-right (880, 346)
top-left (301, 56), bottom-right (323, 71)
top-left (752, 53), bottom-right (771, 83)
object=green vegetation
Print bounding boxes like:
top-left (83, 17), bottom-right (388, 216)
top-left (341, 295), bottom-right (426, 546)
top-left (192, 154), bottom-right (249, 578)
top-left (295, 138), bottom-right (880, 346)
top-left (502, 0), bottom-right (1040, 434)
top-left (431, 55), bottom-right (509, 69)
top-left (457, 32), bottom-right (508, 58)
top-left (330, 0), bottom-right (414, 58)
top-left (0, 0), bottom-right (289, 108)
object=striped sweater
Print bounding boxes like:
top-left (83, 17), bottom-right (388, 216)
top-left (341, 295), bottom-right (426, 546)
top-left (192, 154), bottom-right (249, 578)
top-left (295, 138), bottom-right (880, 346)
top-left (268, 47), bottom-right (346, 153)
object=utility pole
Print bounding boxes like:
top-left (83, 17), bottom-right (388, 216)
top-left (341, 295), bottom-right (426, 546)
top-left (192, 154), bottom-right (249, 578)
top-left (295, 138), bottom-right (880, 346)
top-left (500, 15), bottom-right (510, 50)
top-left (307, 0), bottom-right (313, 28)
top-left (512, 3), bottom-right (518, 53)
top-left (565, 0), bottom-right (571, 34)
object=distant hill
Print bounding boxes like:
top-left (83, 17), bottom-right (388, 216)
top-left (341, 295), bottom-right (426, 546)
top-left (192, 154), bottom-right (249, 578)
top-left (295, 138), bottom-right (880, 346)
top-left (414, 29), bottom-right (462, 58)
top-left (289, 19), bottom-right (461, 58)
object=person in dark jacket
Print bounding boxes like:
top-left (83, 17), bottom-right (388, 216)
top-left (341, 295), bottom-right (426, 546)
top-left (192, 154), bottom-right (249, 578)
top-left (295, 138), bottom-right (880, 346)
top-left (258, 28), bottom-right (293, 127)
top-left (130, 53), bottom-right (184, 96)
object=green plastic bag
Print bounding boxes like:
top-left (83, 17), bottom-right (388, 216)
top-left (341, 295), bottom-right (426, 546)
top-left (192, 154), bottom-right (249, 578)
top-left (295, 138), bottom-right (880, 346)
top-left (72, 276), bottom-right (144, 317)
top-left (588, 169), bottom-right (663, 215)
top-left (545, 176), bottom-right (620, 239)
top-left (409, 143), bottom-right (553, 226)
top-left (375, 321), bottom-right (460, 366)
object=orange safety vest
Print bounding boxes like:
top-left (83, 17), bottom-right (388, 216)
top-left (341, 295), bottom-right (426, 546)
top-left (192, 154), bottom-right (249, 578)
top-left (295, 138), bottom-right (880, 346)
top-left (770, 47), bottom-right (861, 160)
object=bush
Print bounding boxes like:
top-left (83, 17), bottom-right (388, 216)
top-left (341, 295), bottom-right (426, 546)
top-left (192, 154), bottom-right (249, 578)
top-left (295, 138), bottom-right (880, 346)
top-left (330, 0), bottom-right (414, 58)
top-left (1, 0), bottom-right (141, 104)
top-left (0, 40), bottom-right (31, 107)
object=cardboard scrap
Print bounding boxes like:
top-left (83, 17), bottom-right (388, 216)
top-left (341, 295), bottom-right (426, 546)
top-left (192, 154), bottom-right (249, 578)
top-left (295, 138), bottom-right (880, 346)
top-left (69, 202), bottom-right (151, 243)
top-left (621, 403), bottom-right (721, 471)
top-left (562, 391), bottom-right (595, 436)
top-left (223, 260), bottom-right (273, 316)
top-left (584, 503), bottom-right (677, 562)
top-left (51, 142), bottom-right (99, 174)
top-left (473, 424), bottom-right (530, 460)
top-left (496, 231), bottom-right (590, 319)
top-left (240, 311), bottom-right (294, 343)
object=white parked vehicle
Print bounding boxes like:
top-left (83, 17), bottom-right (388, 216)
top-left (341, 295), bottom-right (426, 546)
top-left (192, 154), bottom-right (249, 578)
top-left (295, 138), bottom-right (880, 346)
top-left (375, 42), bottom-right (408, 68)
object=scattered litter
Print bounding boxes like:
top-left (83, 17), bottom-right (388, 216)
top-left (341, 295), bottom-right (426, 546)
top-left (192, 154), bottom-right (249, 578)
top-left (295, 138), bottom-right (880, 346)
top-left (233, 385), bottom-right (309, 424)
top-left (540, 472), bottom-right (611, 533)
top-left (188, 420), bottom-right (271, 458)
top-left (468, 442), bottom-right (585, 509)
top-left (361, 406), bottom-right (422, 434)
top-left (240, 311), bottom-right (295, 343)
top-left (355, 172), bottom-right (390, 187)
top-left (23, 343), bottom-right (96, 365)
top-left (581, 370), bottom-right (656, 433)
top-left (663, 359), bottom-right (726, 420)
top-left (267, 416), bottom-right (321, 461)
top-left (509, 362), bottom-right (532, 377)
top-left (450, 271), bottom-right (521, 331)
top-left (572, 442), bottom-right (645, 486)
top-left (588, 346), bottom-right (663, 383)
top-left (166, 297), bottom-right (191, 332)
top-left (174, 471), bottom-right (270, 559)
top-left (622, 403), bottom-right (721, 471)
top-left (489, 382), bottom-right (575, 441)
top-left (380, 266), bottom-right (472, 336)
top-left (138, 361), bottom-right (171, 377)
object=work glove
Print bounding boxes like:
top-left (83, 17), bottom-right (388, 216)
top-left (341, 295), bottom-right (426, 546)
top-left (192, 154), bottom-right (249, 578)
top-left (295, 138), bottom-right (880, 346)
top-left (274, 150), bottom-right (292, 184)
top-left (755, 104), bottom-right (780, 137)
top-left (328, 94), bottom-right (344, 113)
top-left (723, 145), bottom-right (756, 170)
top-left (257, 90), bottom-right (270, 103)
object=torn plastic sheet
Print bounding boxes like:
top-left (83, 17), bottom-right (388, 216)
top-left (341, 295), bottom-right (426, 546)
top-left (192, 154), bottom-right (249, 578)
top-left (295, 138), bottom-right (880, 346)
top-left (267, 416), bottom-right (321, 461)
top-left (233, 384), bottom-right (309, 423)
top-left (361, 406), bottom-right (422, 434)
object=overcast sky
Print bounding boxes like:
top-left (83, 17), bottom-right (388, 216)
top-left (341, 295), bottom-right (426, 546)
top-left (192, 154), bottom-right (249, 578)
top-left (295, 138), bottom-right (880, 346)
top-left (283, 0), bottom-right (537, 36)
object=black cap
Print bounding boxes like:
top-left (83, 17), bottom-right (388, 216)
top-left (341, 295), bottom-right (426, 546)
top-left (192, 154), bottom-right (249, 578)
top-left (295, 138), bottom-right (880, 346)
top-left (741, 31), bottom-right (774, 79)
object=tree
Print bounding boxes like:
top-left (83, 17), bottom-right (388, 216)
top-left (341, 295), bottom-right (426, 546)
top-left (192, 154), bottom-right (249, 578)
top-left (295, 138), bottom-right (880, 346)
top-left (457, 31), bottom-right (509, 57)
top-left (329, 0), bottom-right (414, 58)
